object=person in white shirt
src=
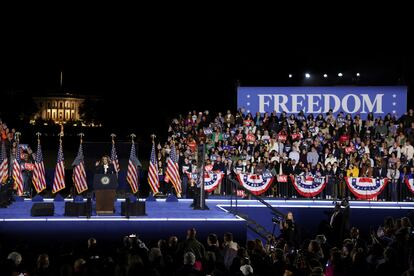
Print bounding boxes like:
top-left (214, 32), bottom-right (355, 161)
top-left (388, 143), bottom-right (401, 159)
top-left (288, 149), bottom-right (300, 163)
top-left (324, 153), bottom-right (338, 167)
top-left (402, 141), bottom-right (414, 162)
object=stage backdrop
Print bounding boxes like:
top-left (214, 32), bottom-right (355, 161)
top-left (237, 86), bottom-right (407, 119)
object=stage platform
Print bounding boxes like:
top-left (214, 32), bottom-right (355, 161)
top-left (1, 198), bottom-right (413, 245)
top-left (0, 198), bottom-right (246, 246)
top-left (220, 199), bottom-right (414, 240)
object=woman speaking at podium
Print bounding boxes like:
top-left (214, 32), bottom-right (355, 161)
top-left (95, 156), bottom-right (116, 174)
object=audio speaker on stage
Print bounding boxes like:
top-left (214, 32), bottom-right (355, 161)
top-left (31, 203), bottom-right (54, 216)
top-left (64, 200), bottom-right (92, 217)
top-left (121, 201), bottom-right (146, 216)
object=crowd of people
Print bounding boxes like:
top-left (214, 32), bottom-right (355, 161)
top-left (4, 107), bottom-right (414, 202)
top-left (155, 109), bottom-right (414, 201)
top-left (2, 211), bottom-right (414, 276)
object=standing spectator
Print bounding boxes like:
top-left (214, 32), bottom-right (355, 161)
top-left (329, 203), bottom-right (344, 246)
top-left (387, 163), bottom-right (400, 201)
top-left (176, 252), bottom-right (202, 276)
top-left (181, 158), bottom-right (192, 198)
top-left (4, 251), bottom-right (24, 276)
top-left (224, 110), bottom-right (235, 128)
top-left (288, 147), bottom-right (300, 164)
top-left (222, 232), bottom-right (239, 270)
top-left (324, 153), bottom-right (337, 167)
top-left (307, 146), bottom-right (319, 168)
top-left (325, 164), bottom-right (336, 199)
top-left (33, 254), bottom-right (53, 276)
top-left (205, 233), bottom-right (224, 274)
top-left (346, 163), bottom-right (359, 178)
top-left (402, 141), bottom-right (414, 166)
top-left (176, 228), bottom-right (205, 262)
top-left (279, 212), bottom-right (299, 247)
top-left (399, 166), bottom-right (410, 201)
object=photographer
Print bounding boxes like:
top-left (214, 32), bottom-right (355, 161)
top-left (279, 212), bottom-right (299, 247)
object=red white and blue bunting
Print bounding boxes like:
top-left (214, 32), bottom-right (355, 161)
top-left (186, 171), bottom-right (224, 192)
top-left (345, 177), bottom-right (388, 200)
top-left (404, 176), bottom-right (414, 194)
top-left (236, 172), bottom-right (273, 195)
top-left (291, 175), bottom-right (326, 197)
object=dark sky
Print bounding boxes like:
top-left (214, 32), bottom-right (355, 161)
top-left (2, 16), bottom-right (414, 142)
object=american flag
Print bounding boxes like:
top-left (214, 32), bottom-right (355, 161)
top-left (165, 142), bottom-right (182, 195)
top-left (32, 140), bottom-right (47, 193)
top-left (127, 142), bottom-right (140, 194)
top-left (111, 141), bottom-right (120, 173)
top-left (72, 142), bottom-right (88, 194)
top-left (148, 143), bottom-right (159, 194)
top-left (0, 141), bottom-right (8, 184)
top-left (12, 141), bottom-right (24, 196)
top-left (52, 140), bottom-right (66, 193)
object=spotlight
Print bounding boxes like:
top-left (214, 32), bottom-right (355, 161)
top-left (323, 74), bottom-right (328, 78)
top-left (356, 73), bottom-right (360, 77)
top-left (305, 73), bottom-right (311, 79)
top-left (288, 74), bottom-right (293, 78)
top-left (338, 73), bottom-right (343, 77)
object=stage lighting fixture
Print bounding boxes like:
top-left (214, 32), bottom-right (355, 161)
top-left (323, 74), bottom-right (328, 78)
top-left (305, 73), bottom-right (311, 79)
top-left (338, 73), bottom-right (343, 77)
top-left (288, 74), bottom-right (293, 78)
top-left (356, 73), bottom-right (360, 77)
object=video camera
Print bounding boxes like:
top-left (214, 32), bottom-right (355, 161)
top-left (272, 216), bottom-right (282, 224)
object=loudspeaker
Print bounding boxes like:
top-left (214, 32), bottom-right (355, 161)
top-left (121, 201), bottom-right (146, 216)
top-left (31, 203), bottom-right (54, 216)
top-left (64, 201), bottom-right (92, 217)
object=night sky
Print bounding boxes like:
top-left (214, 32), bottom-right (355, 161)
top-left (2, 18), bottom-right (414, 144)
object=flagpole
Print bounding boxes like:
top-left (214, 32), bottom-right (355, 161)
top-left (53, 128), bottom-right (65, 196)
top-left (14, 132), bottom-right (22, 195)
top-left (111, 133), bottom-right (116, 145)
top-left (78, 133), bottom-right (84, 144)
top-left (15, 132), bottom-right (21, 142)
top-left (170, 135), bottom-right (182, 198)
top-left (34, 132), bottom-right (47, 195)
top-left (76, 133), bottom-right (85, 196)
top-left (36, 132), bottom-right (41, 144)
top-left (35, 132), bottom-right (41, 195)
top-left (150, 134), bottom-right (157, 196)
top-left (130, 133), bottom-right (138, 199)
top-left (110, 133), bottom-right (118, 177)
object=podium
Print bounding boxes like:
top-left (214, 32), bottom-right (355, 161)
top-left (93, 174), bottom-right (118, 214)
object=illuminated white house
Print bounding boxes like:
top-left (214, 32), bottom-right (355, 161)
top-left (33, 93), bottom-right (85, 122)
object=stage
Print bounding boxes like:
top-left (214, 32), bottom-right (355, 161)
top-left (0, 198), bottom-right (246, 246)
top-left (1, 198), bottom-right (414, 245)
